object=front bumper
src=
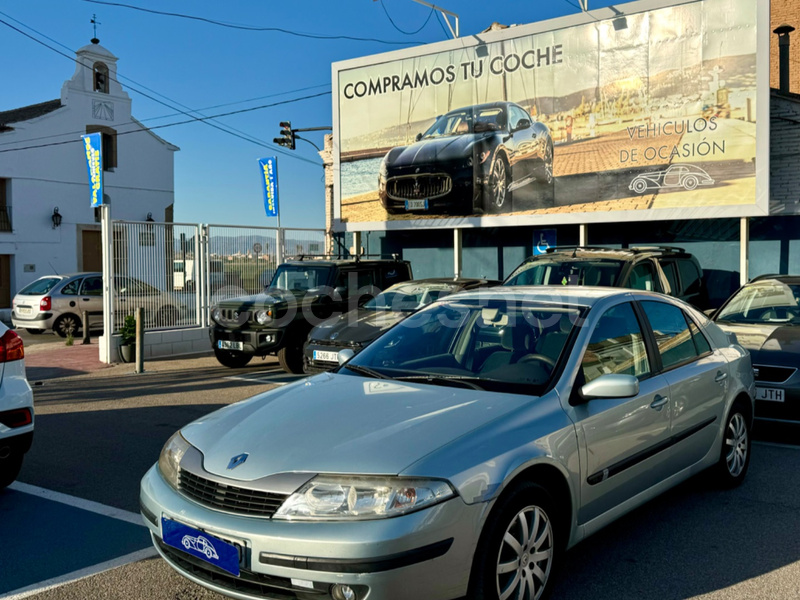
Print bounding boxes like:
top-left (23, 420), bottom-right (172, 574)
top-left (211, 326), bottom-right (285, 355)
top-left (140, 464), bottom-right (483, 600)
top-left (753, 367), bottom-right (800, 423)
top-left (303, 341), bottom-right (363, 374)
top-left (379, 167), bottom-right (484, 216)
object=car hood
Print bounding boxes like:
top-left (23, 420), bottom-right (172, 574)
top-left (310, 308), bottom-right (408, 345)
top-left (181, 373), bottom-right (530, 480)
top-left (217, 289), bottom-right (303, 309)
top-left (717, 322), bottom-right (800, 364)
top-left (389, 133), bottom-right (495, 167)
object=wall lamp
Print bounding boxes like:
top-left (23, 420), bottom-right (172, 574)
top-left (52, 207), bottom-right (62, 229)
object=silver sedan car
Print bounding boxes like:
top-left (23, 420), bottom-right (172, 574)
top-left (140, 288), bottom-right (754, 600)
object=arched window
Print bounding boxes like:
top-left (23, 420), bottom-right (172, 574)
top-left (93, 62), bottom-right (109, 93)
top-left (86, 125), bottom-right (117, 171)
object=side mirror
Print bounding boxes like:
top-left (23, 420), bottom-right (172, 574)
top-left (334, 286), bottom-right (347, 297)
top-left (726, 331), bottom-right (740, 346)
top-left (415, 133), bottom-right (423, 142)
top-left (513, 119), bottom-right (531, 132)
top-left (580, 374), bottom-right (639, 401)
top-left (338, 348), bottom-right (356, 365)
top-left (703, 308), bottom-right (716, 318)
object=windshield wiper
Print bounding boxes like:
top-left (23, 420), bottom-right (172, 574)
top-left (394, 374), bottom-right (485, 391)
top-left (344, 364), bottom-right (394, 380)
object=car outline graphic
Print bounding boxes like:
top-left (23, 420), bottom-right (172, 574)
top-left (629, 163), bottom-right (715, 194)
top-left (181, 534), bottom-right (219, 560)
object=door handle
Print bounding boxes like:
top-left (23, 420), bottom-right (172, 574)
top-left (715, 371), bottom-right (728, 383)
top-left (650, 395), bottom-right (669, 410)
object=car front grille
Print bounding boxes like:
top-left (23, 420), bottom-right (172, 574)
top-left (219, 309), bottom-right (251, 323)
top-left (179, 470), bottom-right (288, 518)
top-left (753, 364), bottom-right (797, 384)
top-left (387, 174), bottom-right (452, 200)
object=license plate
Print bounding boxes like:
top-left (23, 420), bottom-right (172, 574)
top-left (756, 387), bottom-right (784, 403)
top-left (218, 340), bottom-right (243, 351)
top-left (313, 350), bottom-right (340, 363)
top-left (17, 306), bottom-right (32, 315)
top-left (162, 517), bottom-right (241, 576)
top-left (405, 199), bottom-right (429, 211)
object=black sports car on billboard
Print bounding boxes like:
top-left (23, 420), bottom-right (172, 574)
top-left (712, 275), bottom-right (800, 423)
top-left (378, 101), bottom-right (553, 216)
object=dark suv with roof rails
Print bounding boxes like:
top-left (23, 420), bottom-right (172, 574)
top-left (209, 255), bottom-right (412, 374)
top-left (503, 245), bottom-right (709, 309)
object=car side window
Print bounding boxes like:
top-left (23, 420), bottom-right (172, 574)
top-left (508, 106), bottom-right (528, 131)
top-left (628, 261), bottom-right (658, 292)
top-left (686, 318), bottom-right (712, 355)
top-left (581, 302), bottom-right (651, 384)
top-left (678, 260), bottom-right (702, 296)
top-left (641, 301), bottom-right (701, 370)
top-left (81, 276), bottom-right (103, 296)
top-left (62, 278), bottom-right (83, 295)
top-left (660, 261), bottom-right (679, 295)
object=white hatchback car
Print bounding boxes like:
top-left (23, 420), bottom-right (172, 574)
top-left (0, 322), bottom-right (34, 488)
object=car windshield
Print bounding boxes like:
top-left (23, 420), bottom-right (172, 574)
top-left (268, 265), bottom-right (333, 292)
top-left (716, 281), bottom-right (800, 324)
top-left (18, 277), bottom-right (62, 296)
top-left (363, 282), bottom-right (458, 312)
top-left (342, 299), bottom-right (581, 395)
top-left (504, 258), bottom-right (624, 287)
top-left (116, 277), bottom-right (161, 295)
top-left (421, 107), bottom-right (506, 139)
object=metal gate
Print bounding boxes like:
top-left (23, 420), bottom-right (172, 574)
top-left (110, 221), bottom-right (326, 333)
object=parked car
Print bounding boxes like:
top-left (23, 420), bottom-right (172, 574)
top-left (0, 323), bottom-right (34, 488)
top-left (142, 287), bottom-right (753, 600)
top-left (711, 274), bottom-right (800, 423)
top-left (504, 245), bottom-right (709, 309)
top-left (303, 277), bottom-right (498, 373)
top-left (210, 256), bottom-right (413, 373)
top-left (11, 273), bottom-right (187, 337)
top-left (379, 101), bottom-right (553, 215)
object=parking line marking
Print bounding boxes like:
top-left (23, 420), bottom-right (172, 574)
top-left (0, 547), bottom-right (158, 600)
top-left (753, 441), bottom-right (800, 450)
top-left (8, 482), bottom-right (144, 527)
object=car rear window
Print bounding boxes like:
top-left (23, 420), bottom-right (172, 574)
top-left (18, 277), bottom-right (61, 296)
top-left (504, 259), bottom-right (624, 287)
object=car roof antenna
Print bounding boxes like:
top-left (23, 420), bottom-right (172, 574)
top-left (48, 261), bottom-right (59, 275)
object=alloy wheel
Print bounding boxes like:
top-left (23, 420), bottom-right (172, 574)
top-left (725, 412), bottom-right (748, 478)
top-left (496, 505), bottom-right (553, 600)
top-left (492, 160), bottom-right (507, 208)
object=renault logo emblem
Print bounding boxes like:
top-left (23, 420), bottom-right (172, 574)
top-left (227, 453), bottom-right (249, 470)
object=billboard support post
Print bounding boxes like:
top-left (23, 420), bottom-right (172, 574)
top-left (740, 217), bottom-right (750, 286)
top-left (454, 229), bottom-right (463, 277)
top-left (579, 225), bottom-right (588, 247)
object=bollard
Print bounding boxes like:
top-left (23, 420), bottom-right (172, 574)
top-left (135, 306), bottom-right (144, 374)
top-left (82, 311), bottom-right (90, 345)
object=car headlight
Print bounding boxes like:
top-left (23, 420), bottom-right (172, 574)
top-left (211, 307), bottom-right (221, 323)
top-left (273, 475), bottom-right (455, 520)
top-left (158, 431), bottom-right (191, 490)
top-left (379, 156), bottom-right (389, 178)
top-left (255, 309), bottom-right (272, 325)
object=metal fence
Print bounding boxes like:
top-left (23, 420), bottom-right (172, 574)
top-left (110, 221), bottom-right (326, 332)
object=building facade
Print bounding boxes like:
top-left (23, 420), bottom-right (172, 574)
top-left (0, 40), bottom-right (178, 308)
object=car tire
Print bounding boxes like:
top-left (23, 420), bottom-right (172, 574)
top-left (683, 175), bottom-right (699, 191)
top-left (631, 178), bottom-right (648, 194)
top-left (53, 313), bottom-right (81, 338)
top-left (484, 156), bottom-right (511, 214)
top-left (469, 481), bottom-right (559, 600)
top-left (714, 400), bottom-right (751, 488)
top-left (213, 347), bottom-right (252, 369)
top-left (278, 343), bottom-right (304, 374)
top-left (157, 306), bottom-right (179, 328)
top-left (25, 329), bottom-right (44, 335)
top-left (0, 450), bottom-right (24, 489)
top-left (537, 140), bottom-right (554, 185)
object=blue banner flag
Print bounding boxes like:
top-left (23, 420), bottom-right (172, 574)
top-left (258, 157), bottom-right (279, 218)
top-left (81, 133), bottom-right (104, 207)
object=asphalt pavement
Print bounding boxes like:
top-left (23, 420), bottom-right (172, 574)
top-left (1, 344), bottom-right (799, 600)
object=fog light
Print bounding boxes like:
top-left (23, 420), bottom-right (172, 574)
top-left (331, 584), bottom-right (356, 600)
top-left (265, 334), bottom-right (275, 343)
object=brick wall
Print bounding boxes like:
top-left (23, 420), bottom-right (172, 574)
top-left (771, 0), bottom-right (800, 93)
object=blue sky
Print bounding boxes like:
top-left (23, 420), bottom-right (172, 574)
top-left (0, 0), bottom-right (615, 228)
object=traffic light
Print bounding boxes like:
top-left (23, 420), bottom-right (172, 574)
top-left (273, 121), bottom-right (295, 150)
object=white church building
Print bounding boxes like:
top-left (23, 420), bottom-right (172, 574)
top-left (0, 39), bottom-right (178, 309)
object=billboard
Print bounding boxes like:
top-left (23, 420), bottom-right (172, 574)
top-left (332, 0), bottom-right (769, 231)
